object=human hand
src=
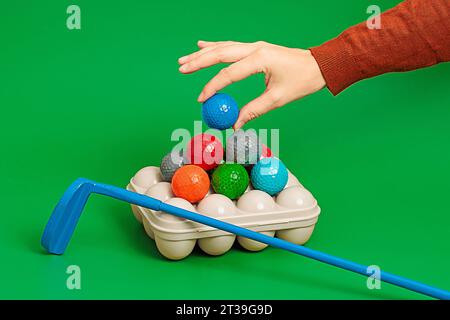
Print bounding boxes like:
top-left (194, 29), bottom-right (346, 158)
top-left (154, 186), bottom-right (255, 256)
top-left (178, 40), bottom-right (326, 130)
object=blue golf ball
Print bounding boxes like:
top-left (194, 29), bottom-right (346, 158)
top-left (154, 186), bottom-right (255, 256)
top-left (202, 93), bottom-right (239, 130)
top-left (251, 158), bottom-right (288, 196)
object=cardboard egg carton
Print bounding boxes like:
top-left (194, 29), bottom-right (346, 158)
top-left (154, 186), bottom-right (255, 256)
top-left (127, 166), bottom-right (321, 260)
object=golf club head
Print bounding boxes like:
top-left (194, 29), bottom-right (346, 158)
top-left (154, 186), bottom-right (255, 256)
top-left (41, 178), bottom-right (95, 255)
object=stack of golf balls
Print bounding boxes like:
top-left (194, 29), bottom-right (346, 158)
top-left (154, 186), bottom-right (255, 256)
top-left (160, 133), bottom-right (225, 203)
top-left (159, 93), bottom-right (289, 204)
top-left (224, 130), bottom-right (288, 198)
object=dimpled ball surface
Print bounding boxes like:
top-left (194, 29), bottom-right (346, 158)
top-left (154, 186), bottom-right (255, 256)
top-left (211, 163), bottom-right (249, 200)
top-left (261, 144), bottom-right (272, 158)
top-left (202, 93), bottom-right (239, 130)
top-left (186, 133), bottom-right (223, 171)
top-left (171, 165), bottom-right (210, 203)
top-left (160, 150), bottom-right (185, 182)
top-left (251, 158), bottom-right (288, 196)
top-left (226, 130), bottom-right (261, 165)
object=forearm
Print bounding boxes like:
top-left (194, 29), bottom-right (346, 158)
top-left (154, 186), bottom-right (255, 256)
top-left (310, 0), bottom-right (450, 95)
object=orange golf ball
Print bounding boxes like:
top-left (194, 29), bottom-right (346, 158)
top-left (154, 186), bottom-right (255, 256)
top-left (171, 165), bottom-right (210, 203)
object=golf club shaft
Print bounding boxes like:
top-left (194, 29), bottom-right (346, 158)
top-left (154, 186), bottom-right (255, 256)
top-left (94, 182), bottom-right (450, 300)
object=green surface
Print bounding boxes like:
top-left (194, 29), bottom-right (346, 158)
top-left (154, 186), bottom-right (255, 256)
top-left (1, 0), bottom-right (449, 300)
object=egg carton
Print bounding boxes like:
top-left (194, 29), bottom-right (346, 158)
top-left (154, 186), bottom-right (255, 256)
top-left (127, 166), bottom-right (321, 260)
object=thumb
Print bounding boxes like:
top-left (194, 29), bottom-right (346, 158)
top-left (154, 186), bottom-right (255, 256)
top-left (233, 91), bottom-right (279, 130)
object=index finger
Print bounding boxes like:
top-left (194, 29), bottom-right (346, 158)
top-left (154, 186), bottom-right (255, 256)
top-left (198, 56), bottom-right (261, 102)
top-left (197, 40), bottom-right (238, 49)
top-left (179, 42), bottom-right (234, 65)
top-left (179, 44), bottom-right (256, 74)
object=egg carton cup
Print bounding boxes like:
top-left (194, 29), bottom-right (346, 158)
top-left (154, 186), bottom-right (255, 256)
top-left (127, 166), bottom-right (321, 260)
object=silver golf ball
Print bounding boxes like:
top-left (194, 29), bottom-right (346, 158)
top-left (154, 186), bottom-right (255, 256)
top-left (160, 150), bottom-right (185, 182)
top-left (225, 130), bottom-right (262, 166)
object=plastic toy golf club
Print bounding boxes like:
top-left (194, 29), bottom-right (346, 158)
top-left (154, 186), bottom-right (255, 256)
top-left (41, 178), bottom-right (450, 300)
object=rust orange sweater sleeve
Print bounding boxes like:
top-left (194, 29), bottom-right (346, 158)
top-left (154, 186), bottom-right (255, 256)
top-left (309, 0), bottom-right (450, 95)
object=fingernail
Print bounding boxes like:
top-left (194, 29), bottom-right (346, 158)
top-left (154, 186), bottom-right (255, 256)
top-left (179, 65), bottom-right (187, 72)
top-left (197, 92), bottom-right (204, 102)
top-left (178, 56), bottom-right (187, 64)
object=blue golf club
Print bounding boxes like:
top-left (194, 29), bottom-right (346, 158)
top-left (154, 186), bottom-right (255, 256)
top-left (41, 178), bottom-right (450, 300)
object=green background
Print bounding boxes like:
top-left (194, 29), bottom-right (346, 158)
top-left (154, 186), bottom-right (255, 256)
top-left (1, 0), bottom-right (449, 300)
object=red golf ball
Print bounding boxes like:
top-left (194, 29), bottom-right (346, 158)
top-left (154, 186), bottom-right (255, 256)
top-left (261, 144), bottom-right (272, 159)
top-left (186, 133), bottom-right (223, 171)
top-left (245, 144), bottom-right (273, 175)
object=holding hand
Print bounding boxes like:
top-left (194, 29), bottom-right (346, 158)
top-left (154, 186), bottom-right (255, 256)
top-left (179, 40), bottom-right (326, 130)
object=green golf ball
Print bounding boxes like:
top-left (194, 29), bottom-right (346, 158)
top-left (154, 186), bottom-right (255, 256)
top-left (211, 164), bottom-right (249, 200)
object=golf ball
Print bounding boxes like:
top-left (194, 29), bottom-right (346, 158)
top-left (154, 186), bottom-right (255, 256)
top-left (171, 165), bottom-right (210, 203)
top-left (160, 150), bottom-right (185, 182)
top-left (251, 158), bottom-right (288, 196)
top-left (261, 144), bottom-right (272, 159)
top-left (225, 130), bottom-right (262, 166)
top-left (186, 133), bottom-right (223, 171)
top-left (197, 194), bottom-right (237, 255)
top-left (202, 93), bottom-right (239, 130)
top-left (211, 163), bottom-right (249, 200)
